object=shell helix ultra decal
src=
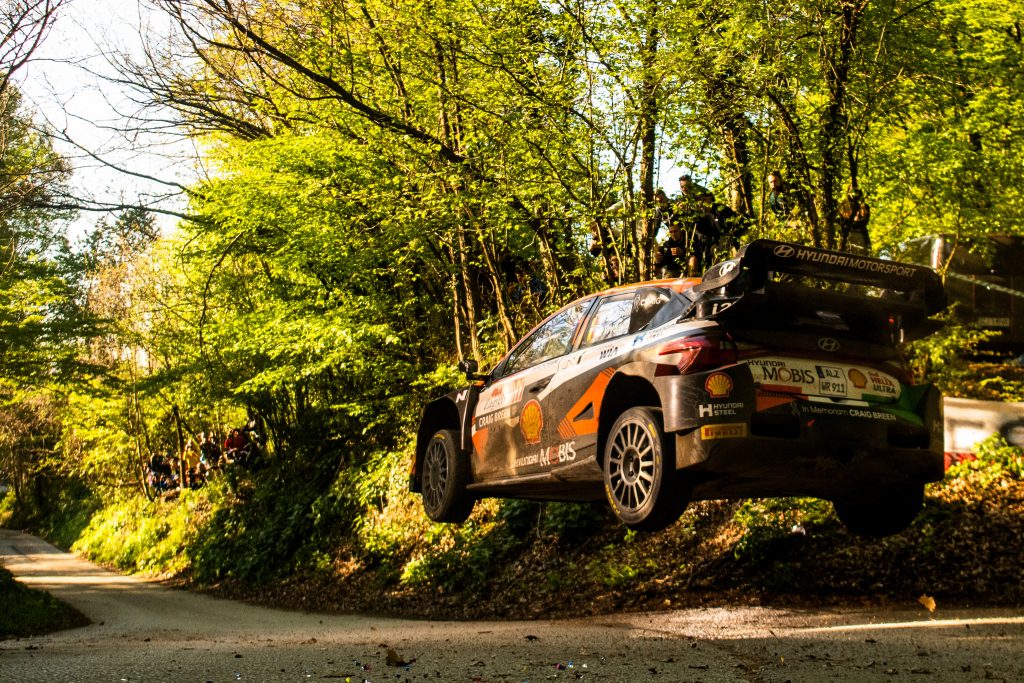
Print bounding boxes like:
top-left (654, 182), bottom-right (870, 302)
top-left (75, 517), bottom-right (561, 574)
top-left (705, 372), bottom-right (734, 399)
top-left (520, 399), bottom-right (544, 444)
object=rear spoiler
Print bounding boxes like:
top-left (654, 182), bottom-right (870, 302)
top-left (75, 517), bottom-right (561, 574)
top-left (691, 240), bottom-right (947, 341)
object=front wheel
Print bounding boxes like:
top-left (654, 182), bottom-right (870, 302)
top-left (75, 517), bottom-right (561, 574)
top-left (421, 429), bottom-right (475, 523)
top-left (603, 407), bottom-right (687, 531)
top-left (833, 484), bottom-right (925, 537)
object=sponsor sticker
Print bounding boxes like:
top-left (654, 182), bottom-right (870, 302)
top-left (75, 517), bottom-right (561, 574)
top-left (748, 359), bottom-right (816, 385)
top-left (520, 400), bottom-right (544, 444)
top-left (514, 441), bottom-right (577, 469)
top-left (867, 370), bottom-right (898, 395)
top-left (802, 404), bottom-right (897, 422)
top-left (705, 372), bottom-right (734, 398)
top-left (848, 368), bottom-right (867, 388)
top-left (700, 423), bottom-right (748, 440)
top-left (698, 402), bottom-right (744, 418)
top-left (786, 246), bottom-right (916, 278)
top-left (477, 407), bottom-right (512, 428)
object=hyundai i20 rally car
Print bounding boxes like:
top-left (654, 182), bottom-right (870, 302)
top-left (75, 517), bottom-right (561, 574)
top-left (411, 240), bottom-right (948, 535)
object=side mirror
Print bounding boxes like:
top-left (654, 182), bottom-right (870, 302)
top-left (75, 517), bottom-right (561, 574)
top-left (458, 359), bottom-right (488, 381)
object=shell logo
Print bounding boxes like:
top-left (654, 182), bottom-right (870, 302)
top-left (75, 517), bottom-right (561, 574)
top-left (520, 400), bottom-right (544, 444)
top-left (848, 368), bottom-right (867, 389)
top-left (705, 372), bottom-right (733, 399)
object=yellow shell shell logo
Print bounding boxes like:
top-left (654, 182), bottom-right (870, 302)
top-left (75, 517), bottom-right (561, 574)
top-left (848, 368), bottom-right (867, 388)
top-left (520, 400), bottom-right (544, 444)
top-left (705, 372), bottom-right (733, 399)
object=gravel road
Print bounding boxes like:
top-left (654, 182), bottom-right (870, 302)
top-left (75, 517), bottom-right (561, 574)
top-left (2, 528), bottom-right (1023, 682)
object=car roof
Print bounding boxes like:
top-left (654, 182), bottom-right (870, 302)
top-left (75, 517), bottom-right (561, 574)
top-left (594, 277), bottom-right (703, 297)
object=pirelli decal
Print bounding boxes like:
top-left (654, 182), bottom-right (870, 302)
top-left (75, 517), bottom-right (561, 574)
top-left (700, 423), bottom-right (748, 440)
top-left (558, 368), bottom-right (615, 439)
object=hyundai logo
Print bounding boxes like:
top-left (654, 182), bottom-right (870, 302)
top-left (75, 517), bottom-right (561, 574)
top-left (719, 261), bottom-right (737, 275)
top-left (773, 244), bottom-right (796, 258)
top-left (818, 337), bottom-right (840, 352)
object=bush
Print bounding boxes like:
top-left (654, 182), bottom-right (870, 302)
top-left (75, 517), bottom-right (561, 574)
top-left (731, 497), bottom-right (834, 563)
top-left (947, 434), bottom-right (1024, 486)
top-left (0, 566), bottom-right (88, 637)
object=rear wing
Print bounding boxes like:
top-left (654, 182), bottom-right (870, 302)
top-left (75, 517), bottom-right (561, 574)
top-left (691, 240), bottom-right (947, 342)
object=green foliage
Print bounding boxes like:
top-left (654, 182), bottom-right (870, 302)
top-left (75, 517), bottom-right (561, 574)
top-left (539, 502), bottom-right (609, 541)
top-left (947, 434), bottom-right (1024, 485)
top-left (73, 490), bottom-right (207, 575)
top-left (399, 517), bottom-right (507, 594)
top-left (731, 498), bottom-right (834, 564)
top-left (903, 313), bottom-right (997, 391)
top-left (0, 566), bottom-right (87, 637)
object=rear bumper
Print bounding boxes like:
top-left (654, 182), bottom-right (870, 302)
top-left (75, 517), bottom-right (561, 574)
top-left (656, 367), bottom-right (944, 500)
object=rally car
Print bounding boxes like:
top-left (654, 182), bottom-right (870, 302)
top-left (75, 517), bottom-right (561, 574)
top-left (411, 240), bottom-right (947, 535)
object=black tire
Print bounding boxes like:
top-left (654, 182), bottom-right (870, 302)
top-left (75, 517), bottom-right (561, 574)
top-left (421, 429), bottom-right (475, 523)
top-left (603, 407), bottom-right (687, 531)
top-left (833, 484), bottom-right (925, 537)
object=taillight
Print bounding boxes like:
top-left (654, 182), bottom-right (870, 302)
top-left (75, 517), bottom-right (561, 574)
top-left (658, 333), bottom-right (738, 374)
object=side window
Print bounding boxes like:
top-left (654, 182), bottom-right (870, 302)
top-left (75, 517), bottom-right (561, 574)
top-left (501, 302), bottom-right (589, 376)
top-left (582, 295), bottom-right (635, 346)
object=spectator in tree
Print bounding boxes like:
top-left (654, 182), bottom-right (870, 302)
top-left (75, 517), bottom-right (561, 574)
top-left (654, 224), bottom-right (688, 278)
top-left (588, 220), bottom-right (621, 285)
top-left (654, 189), bottom-right (673, 231)
top-left (766, 171), bottom-right (788, 218)
top-left (709, 201), bottom-right (750, 257)
top-left (675, 173), bottom-right (712, 215)
top-left (839, 186), bottom-right (871, 254)
top-left (684, 194), bottom-right (725, 276)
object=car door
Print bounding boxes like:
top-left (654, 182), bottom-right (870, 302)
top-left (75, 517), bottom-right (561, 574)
top-left (470, 299), bottom-right (593, 481)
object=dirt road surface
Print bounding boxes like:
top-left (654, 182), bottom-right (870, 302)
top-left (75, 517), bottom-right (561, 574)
top-left (2, 528), bottom-right (1023, 682)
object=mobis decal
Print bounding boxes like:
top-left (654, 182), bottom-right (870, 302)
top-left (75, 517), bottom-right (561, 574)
top-left (514, 441), bottom-right (577, 468)
top-left (748, 359), bottom-right (815, 385)
top-left (520, 399), bottom-right (544, 444)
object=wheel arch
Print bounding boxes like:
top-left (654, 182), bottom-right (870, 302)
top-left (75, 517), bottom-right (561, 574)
top-left (597, 371), bottom-right (662, 467)
top-left (413, 397), bottom-right (461, 493)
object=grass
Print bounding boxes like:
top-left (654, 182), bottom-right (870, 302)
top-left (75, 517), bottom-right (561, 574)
top-left (0, 566), bottom-right (89, 638)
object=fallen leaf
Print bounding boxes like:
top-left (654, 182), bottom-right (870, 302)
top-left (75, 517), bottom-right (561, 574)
top-left (918, 594), bottom-right (937, 612)
top-left (385, 647), bottom-right (415, 667)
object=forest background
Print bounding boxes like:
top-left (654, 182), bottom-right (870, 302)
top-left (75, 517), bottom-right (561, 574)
top-left (2, 0), bottom-right (1024, 617)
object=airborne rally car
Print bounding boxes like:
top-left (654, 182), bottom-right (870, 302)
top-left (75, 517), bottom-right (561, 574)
top-left (411, 240), bottom-right (947, 535)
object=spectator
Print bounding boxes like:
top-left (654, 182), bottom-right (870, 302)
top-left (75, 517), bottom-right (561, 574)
top-left (709, 201), bottom-right (749, 257)
top-left (654, 225), bottom-right (687, 278)
top-left (201, 433), bottom-right (221, 467)
top-left (677, 173), bottom-right (712, 209)
top-left (766, 170), bottom-right (788, 218)
top-left (839, 186), bottom-right (871, 254)
top-left (588, 220), bottom-right (621, 285)
top-left (223, 428), bottom-right (248, 463)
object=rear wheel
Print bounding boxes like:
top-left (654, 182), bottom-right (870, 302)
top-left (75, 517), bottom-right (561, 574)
top-left (603, 407), bottom-right (687, 531)
top-left (833, 484), bottom-right (925, 537)
top-left (421, 429), bottom-right (475, 523)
